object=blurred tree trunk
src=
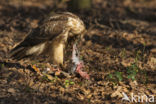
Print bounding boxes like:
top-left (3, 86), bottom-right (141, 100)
top-left (67, 0), bottom-right (91, 11)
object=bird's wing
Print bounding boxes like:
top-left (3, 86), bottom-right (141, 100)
top-left (10, 14), bottom-right (69, 59)
top-left (19, 15), bottom-right (69, 47)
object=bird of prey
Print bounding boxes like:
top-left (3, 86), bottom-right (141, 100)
top-left (10, 12), bottom-right (88, 78)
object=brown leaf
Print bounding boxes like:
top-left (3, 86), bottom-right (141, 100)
top-left (32, 65), bottom-right (41, 74)
top-left (55, 70), bottom-right (61, 76)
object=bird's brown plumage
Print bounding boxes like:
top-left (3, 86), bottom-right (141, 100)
top-left (10, 12), bottom-right (86, 66)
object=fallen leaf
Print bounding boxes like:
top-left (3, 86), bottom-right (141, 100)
top-left (8, 88), bottom-right (16, 94)
top-left (55, 70), bottom-right (61, 76)
top-left (32, 65), bottom-right (41, 74)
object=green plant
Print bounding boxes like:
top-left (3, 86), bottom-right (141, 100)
top-left (108, 71), bottom-right (123, 83)
top-left (127, 63), bottom-right (139, 81)
top-left (64, 80), bottom-right (75, 88)
top-left (108, 43), bottom-right (148, 84)
top-left (115, 71), bottom-right (123, 82)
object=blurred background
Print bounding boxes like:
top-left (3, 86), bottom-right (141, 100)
top-left (0, 0), bottom-right (156, 31)
top-left (0, 0), bottom-right (155, 104)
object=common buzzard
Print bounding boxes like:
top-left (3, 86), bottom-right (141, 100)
top-left (10, 12), bottom-right (86, 66)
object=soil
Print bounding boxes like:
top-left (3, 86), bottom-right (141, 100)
top-left (0, 0), bottom-right (155, 104)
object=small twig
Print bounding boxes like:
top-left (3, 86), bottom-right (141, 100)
top-left (60, 70), bottom-right (71, 78)
top-left (94, 19), bottom-right (110, 29)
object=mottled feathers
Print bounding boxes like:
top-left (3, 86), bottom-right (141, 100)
top-left (10, 12), bottom-right (86, 65)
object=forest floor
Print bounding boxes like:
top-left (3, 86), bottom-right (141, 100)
top-left (0, 0), bottom-right (155, 104)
